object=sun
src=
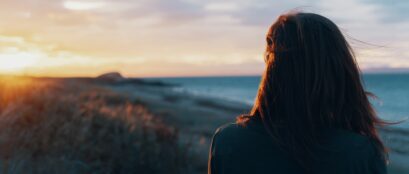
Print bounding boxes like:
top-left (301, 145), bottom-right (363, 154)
top-left (0, 52), bottom-right (39, 73)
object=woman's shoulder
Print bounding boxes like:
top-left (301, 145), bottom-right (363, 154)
top-left (214, 118), bottom-right (266, 138)
top-left (321, 129), bottom-right (387, 172)
top-left (210, 120), bottom-right (387, 173)
top-left (324, 128), bottom-right (379, 149)
top-left (211, 119), bottom-right (270, 152)
top-left (212, 118), bottom-right (383, 152)
top-left (214, 122), bottom-right (383, 156)
top-left (210, 120), bottom-right (280, 161)
top-left (212, 122), bottom-right (244, 141)
top-left (316, 128), bottom-right (387, 167)
top-left (214, 119), bottom-right (377, 145)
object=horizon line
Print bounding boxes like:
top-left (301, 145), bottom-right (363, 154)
top-left (1, 69), bottom-right (409, 79)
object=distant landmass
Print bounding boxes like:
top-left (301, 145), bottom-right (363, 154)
top-left (364, 67), bottom-right (409, 73)
top-left (95, 72), bottom-right (177, 87)
top-left (96, 72), bottom-right (124, 81)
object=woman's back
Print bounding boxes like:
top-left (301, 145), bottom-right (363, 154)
top-left (208, 12), bottom-right (388, 174)
top-left (209, 119), bottom-right (386, 174)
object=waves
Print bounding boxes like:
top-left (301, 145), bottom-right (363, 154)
top-left (380, 127), bottom-right (409, 155)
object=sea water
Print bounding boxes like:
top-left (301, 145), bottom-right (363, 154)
top-left (148, 73), bottom-right (409, 169)
top-left (150, 73), bottom-right (409, 129)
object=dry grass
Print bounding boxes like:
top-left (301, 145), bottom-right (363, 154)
top-left (0, 76), bottom-right (190, 174)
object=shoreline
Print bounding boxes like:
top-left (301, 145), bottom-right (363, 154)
top-left (2, 75), bottom-right (406, 173)
top-left (103, 78), bottom-right (409, 174)
top-left (108, 83), bottom-right (251, 171)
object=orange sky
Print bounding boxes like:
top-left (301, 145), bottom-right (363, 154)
top-left (0, 0), bottom-right (408, 77)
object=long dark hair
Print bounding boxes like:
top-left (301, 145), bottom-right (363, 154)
top-left (238, 12), bottom-right (387, 171)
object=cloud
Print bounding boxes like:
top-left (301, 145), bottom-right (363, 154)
top-left (63, 1), bottom-right (106, 11)
top-left (204, 2), bottom-right (241, 12)
top-left (0, 0), bottom-right (408, 76)
top-left (360, 0), bottom-right (409, 23)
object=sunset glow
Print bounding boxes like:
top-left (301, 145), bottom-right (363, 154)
top-left (0, 52), bottom-right (39, 73)
top-left (0, 0), bottom-right (408, 77)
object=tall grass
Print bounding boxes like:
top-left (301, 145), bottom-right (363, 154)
top-left (0, 77), bottom-right (189, 174)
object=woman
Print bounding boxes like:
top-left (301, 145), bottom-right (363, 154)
top-left (208, 12), bottom-right (388, 174)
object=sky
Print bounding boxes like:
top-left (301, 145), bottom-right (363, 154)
top-left (0, 0), bottom-right (408, 77)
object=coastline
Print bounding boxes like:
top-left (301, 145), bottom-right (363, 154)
top-left (103, 77), bottom-right (409, 174)
top-left (107, 82), bottom-right (252, 172)
top-left (1, 75), bottom-right (407, 173)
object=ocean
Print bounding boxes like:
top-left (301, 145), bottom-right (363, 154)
top-left (150, 73), bottom-right (409, 129)
top-left (148, 73), bottom-right (409, 170)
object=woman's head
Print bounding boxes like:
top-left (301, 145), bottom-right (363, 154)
top-left (240, 12), bottom-right (386, 170)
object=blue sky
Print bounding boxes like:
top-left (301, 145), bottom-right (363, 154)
top-left (0, 0), bottom-right (408, 77)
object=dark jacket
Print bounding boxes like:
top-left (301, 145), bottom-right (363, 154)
top-left (208, 119), bottom-right (387, 174)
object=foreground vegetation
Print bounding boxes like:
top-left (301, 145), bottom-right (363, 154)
top-left (0, 76), bottom-right (190, 174)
